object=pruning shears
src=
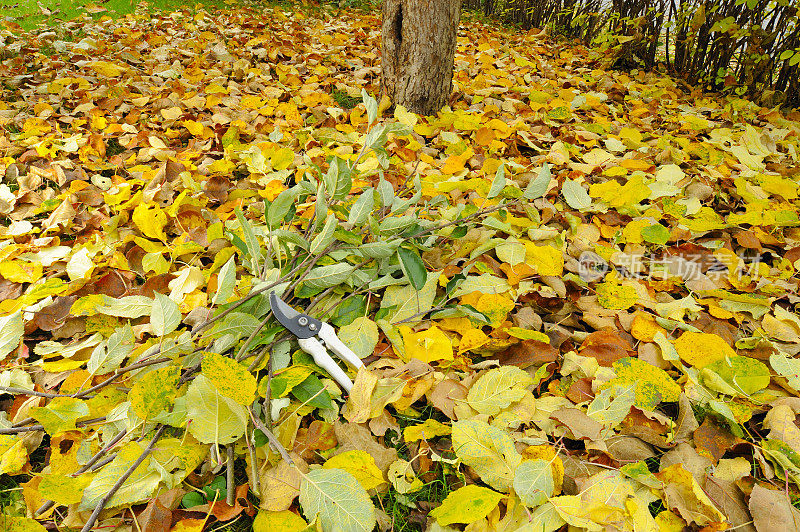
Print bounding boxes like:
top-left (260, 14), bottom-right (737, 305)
top-left (269, 292), bottom-right (363, 393)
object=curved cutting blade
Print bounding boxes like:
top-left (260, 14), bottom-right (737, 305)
top-left (269, 292), bottom-right (322, 339)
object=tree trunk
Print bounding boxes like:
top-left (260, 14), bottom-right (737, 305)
top-left (381, 0), bottom-right (461, 116)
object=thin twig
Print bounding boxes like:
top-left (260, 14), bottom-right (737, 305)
top-left (0, 416), bottom-right (107, 435)
top-left (0, 387), bottom-right (72, 398)
top-left (35, 428), bottom-right (130, 516)
top-left (80, 425), bottom-right (165, 532)
top-left (226, 445), bottom-right (235, 506)
top-left (235, 310), bottom-right (273, 362)
top-left (247, 405), bottom-right (294, 466)
top-left (246, 429), bottom-right (260, 498)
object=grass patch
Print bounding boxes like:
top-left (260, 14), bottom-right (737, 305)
top-left (1, 0), bottom-right (237, 31)
top-left (332, 89), bottom-right (362, 110)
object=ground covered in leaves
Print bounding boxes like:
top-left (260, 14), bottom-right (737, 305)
top-left (2, 1), bottom-right (800, 531)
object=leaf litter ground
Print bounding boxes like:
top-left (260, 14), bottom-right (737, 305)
top-left (2, 1), bottom-right (800, 531)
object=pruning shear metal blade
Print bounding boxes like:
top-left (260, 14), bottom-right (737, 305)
top-left (269, 292), bottom-right (322, 339)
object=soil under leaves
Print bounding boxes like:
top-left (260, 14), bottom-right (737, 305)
top-left (2, 1), bottom-right (800, 531)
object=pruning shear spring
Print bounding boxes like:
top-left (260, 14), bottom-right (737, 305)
top-left (269, 292), bottom-right (363, 392)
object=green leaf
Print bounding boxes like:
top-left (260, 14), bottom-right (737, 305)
top-left (201, 352), bottom-right (258, 405)
top-left (562, 179), bottom-right (592, 210)
top-left (513, 460), bottom-right (555, 508)
top-left (29, 397), bottom-right (89, 435)
top-left (209, 311), bottom-right (262, 340)
top-left (88, 323), bottom-right (134, 375)
top-left (271, 229), bottom-right (309, 250)
top-left (380, 273), bottom-right (438, 323)
top-left (268, 187), bottom-right (300, 228)
top-left (487, 163), bottom-right (506, 199)
top-left (467, 366), bottom-right (533, 415)
top-left (358, 240), bottom-right (400, 260)
top-left (291, 375), bottom-right (334, 410)
top-left (495, 241), bottom-right (525, 266)
top-left (235, 207), bottom-right (263, 272)
top-left (361, 89), bottom-right (378, 125)
top-left (429, 485), bottom-right (503, 526)
top-left (779, 49), bottom-right (794, 61)
top-left (186, 374), bottom-right (248, 444)
top-left (397, 247), bottom-right (427, 291)
top-left (310, 213), bottom-right (338, 255)
top-left (348, 188), bottom-right (374, 227)
top-left (79, 440), bottom-right (161, 511)
top-left (702, 355), bottom-right (770, 396)
top-left (301, 263), bottom-right (354, 291)
top-left (640, 223), bottom-right (670, 245)
top-left (770, 352), bottom-right (800, 391)
top-left (97, 295), bottom-right (153, 318)
top-left (331, 295), bottom-right (367, 327)
top-left (524, 163), bottom-right (551, 200)
top-left (314, 180), bottom-right (328, 229)
top-left (324, 158), bottom-right (352, 201)
top-left (586, 385), bottom-right (635, 428)
top-left (337, 316), bottom-right (378, 360)
top-left (213, 256), bottom-right (237, 305)
top-left (151, 292), bottom-right (181, 337)
top-left (377, 178), bottom-right (394, 207)
top-left (299, 468), bottom-right (376, 532)
top-left (0, 311), bottom-right (23, 362)
top-left (451, 419), bottom-right (522, 491)
top-left (379, 215), bottom-right (417, 235)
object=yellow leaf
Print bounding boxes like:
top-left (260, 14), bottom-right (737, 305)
top-left (462, 292), bottom-right (515, 328)
top-left (440, 148), bottom-right (474, 175)
top-left (0, 260), bottom-right (43, 283)
top-left (525, 242), bottom-right (563, 276)
top-left (506, 327), bottom-right (550, 343)
top-left (458, 328), bottom-right (490, 354)
top-left (596, 282), bottom-right (638, 310)
top-left (673, 331), bottom-right (735, 368)
top-left (253, 510), bottom-right (307, 532)
top-left (132, 203), bottom-right (168, 241)
top-left (400, 326), bottom-right (453, 363)
top-left (201, 352), bottom-right (258, 405)
top-left (0, 435), bottom-right (28, 475)
top-left (394, 105), bottom-right (418, 127)
top-left (87, 60), bottom-right (128, 77)
top-left (271, 147), bottom-right (294, 170)
top-left (322, 450), bottom-right (384, 490)
top-left (388, 459), bottom-right (424, 494)
top-left (655, 464), bottom-right (726, 526)
top-left (160, 106), bottom-right (182, 120)
top-left (603, 357), bottom-right (681, 410)
top-left (183, 120), bottom-right (205, 136)
top-left (404, 419), bottom-right (452, 442)
top-left (345, 367), bottom-right (379, 423)
top-left (630, 312), bottom-right (667, 342)
top-left (429, 485), bottom-right (503, 526)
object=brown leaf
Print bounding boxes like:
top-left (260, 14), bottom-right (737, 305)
top-left (578, 329), bottom-right (633, 366)
top-left (496, 339), bottom-right (558, 368)
top-left (334, 421), bottom-right (397, 474)
top-left (693, 418), bottom-right (740, 463)
top-left (551, 407), bottom-right (602, 440)
top-left (748, 484), bottom-right (800, 532)
top-left (704, 475), bottom-right (756, 532)
top-left (427, 378), bottom-right (468, 420)
top-left (135, 499), bottom-right (172, 532)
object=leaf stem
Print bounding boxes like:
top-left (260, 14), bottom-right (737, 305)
top-left (80, 425), bottom-right (165, 532)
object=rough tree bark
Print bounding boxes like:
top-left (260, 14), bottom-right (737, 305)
top-left (381, 0), bottom-right (461, 116)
